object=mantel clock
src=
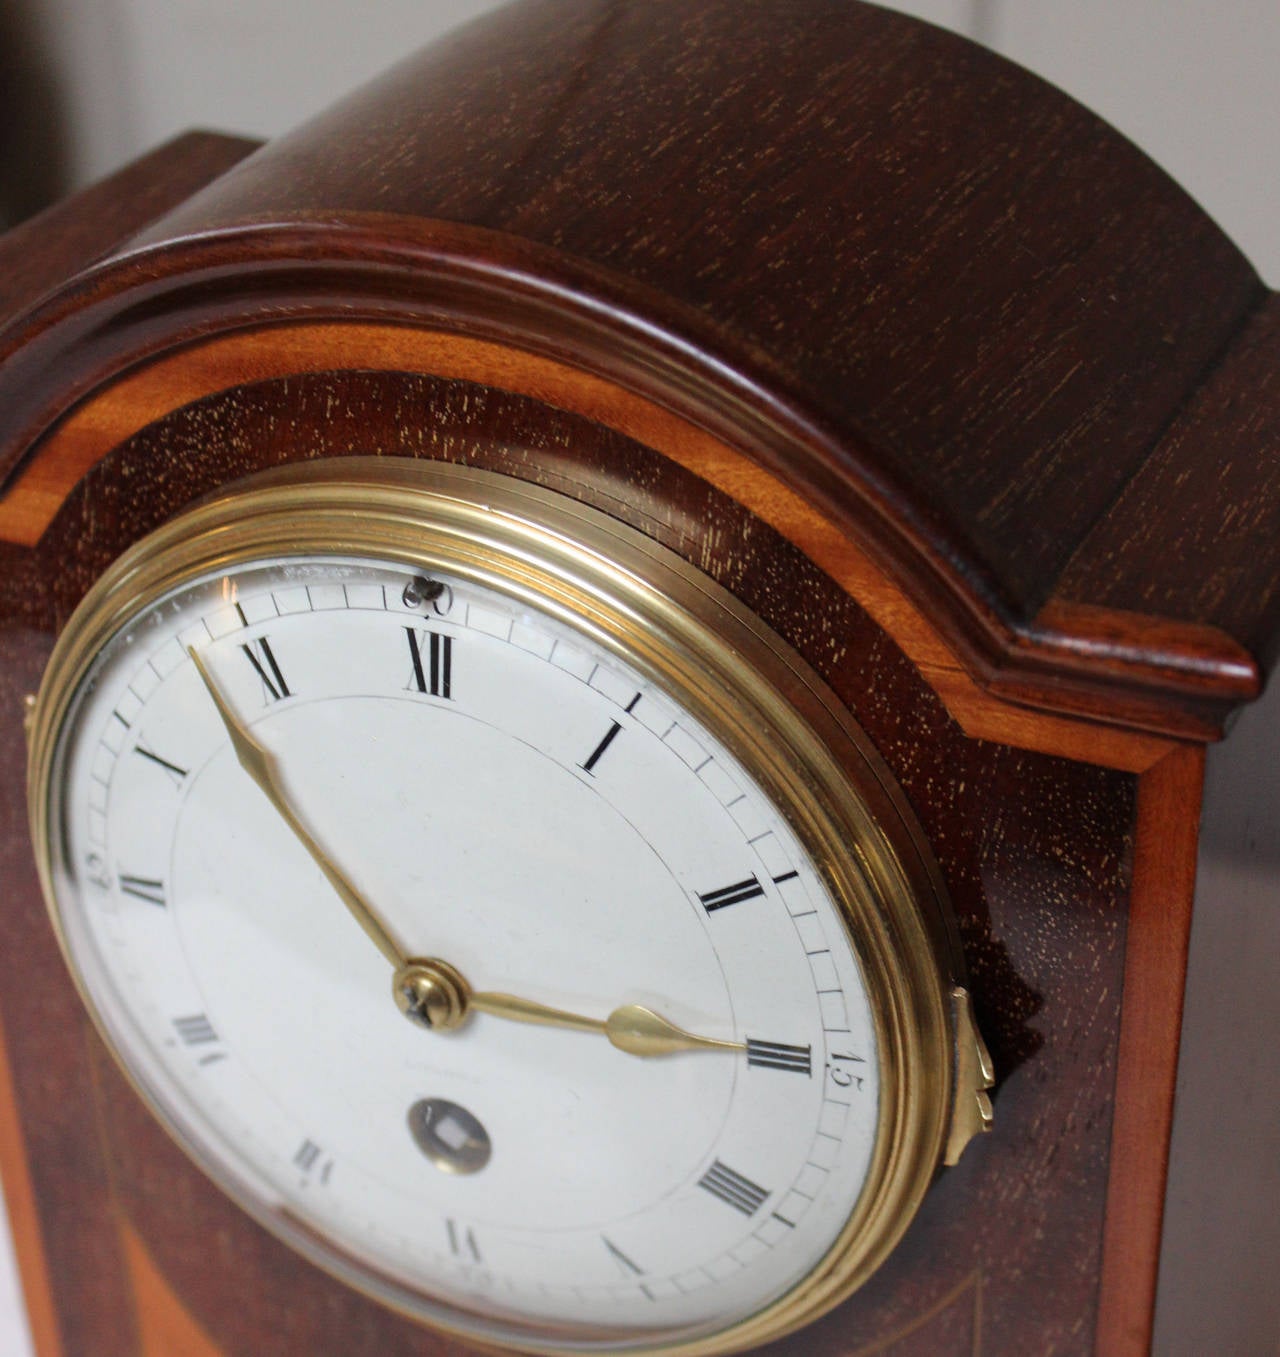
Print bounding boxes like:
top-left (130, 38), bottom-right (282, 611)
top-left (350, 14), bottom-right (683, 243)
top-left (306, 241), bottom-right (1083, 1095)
top-left (0, 4), bottom-right (1275, 1356)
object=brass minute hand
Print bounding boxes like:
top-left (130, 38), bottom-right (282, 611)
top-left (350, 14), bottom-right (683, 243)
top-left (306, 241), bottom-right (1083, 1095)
top-left (191, 646), bottom-right (743, 1060)
top-left (393, 960), bottom-right (746, 1058)
top-left (188, 646), bottom-right (408, 970)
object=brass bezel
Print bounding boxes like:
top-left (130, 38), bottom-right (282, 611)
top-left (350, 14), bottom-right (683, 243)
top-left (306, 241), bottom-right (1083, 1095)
top-left (28, 458), bottom-right (960, 1357)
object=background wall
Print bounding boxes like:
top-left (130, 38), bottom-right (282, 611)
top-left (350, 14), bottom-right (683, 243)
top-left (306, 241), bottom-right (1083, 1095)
top-left (4, 0), bottom-right (1277, 283)
top-left (0, 2), bottom-right (1276, 1354)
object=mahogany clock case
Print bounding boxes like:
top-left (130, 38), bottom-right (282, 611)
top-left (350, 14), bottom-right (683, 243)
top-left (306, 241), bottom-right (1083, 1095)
top-left (2, 370), bottom-right (1132, 1357)
top-left (0, 2), bottom-right (1276, 1355)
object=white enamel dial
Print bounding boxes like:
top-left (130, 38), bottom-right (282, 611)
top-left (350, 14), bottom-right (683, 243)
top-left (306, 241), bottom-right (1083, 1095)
top-left (30, 465), bottom-right (962, 1355)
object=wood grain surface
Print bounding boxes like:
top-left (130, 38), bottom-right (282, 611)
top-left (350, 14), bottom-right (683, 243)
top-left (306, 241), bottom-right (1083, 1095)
top-left (1060, 293), bottom-right (1280, 669)
top-left (1095, 746), bottom-right (1202, 1356)
top-left (0, 319), bottom-right (1176, 770)
top-left (0, 4), bottom-right (1264, 1353)
top-left (0, 132), bottom-right (258, 324)
top-left (0, 0), bottom-right (1274, 739)
top-left (0, 957), bottom-right (62, 1357)
top-left (0, 370), bottom-right (1143, 1355)
top-left (0, 626), bottom-right (140, 1356)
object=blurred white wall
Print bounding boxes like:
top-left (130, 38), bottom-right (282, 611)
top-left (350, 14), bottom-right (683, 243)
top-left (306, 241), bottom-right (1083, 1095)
top-left (995, 0), bottom-right (1280, 286)
top-left (0, 3), bottom-right (1277, 1356)
top-left (13, 0), bottom-right (1278, 281)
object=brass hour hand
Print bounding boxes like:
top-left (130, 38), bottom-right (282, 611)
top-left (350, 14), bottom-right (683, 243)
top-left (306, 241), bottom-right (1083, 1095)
top-left (603, 1003), bottom-right (747, 1057)
top-left (393, 960), bottom-right (746, 1058)
top-left (188, 645), bottom-right (409, 971)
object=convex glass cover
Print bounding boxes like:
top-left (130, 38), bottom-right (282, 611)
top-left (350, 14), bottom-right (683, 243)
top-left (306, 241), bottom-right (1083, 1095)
top-left (27, 461), bottom-right (987, 1354)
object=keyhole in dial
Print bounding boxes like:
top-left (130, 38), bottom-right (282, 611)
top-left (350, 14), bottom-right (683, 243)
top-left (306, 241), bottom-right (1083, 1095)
top-left (408, 1098), bottom-right (491, 1175)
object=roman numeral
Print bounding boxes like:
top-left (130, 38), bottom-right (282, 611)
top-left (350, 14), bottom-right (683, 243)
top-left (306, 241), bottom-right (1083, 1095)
top-left (173, 1014), bottom-right (218, 1046)
top-left (698, 1159), bottom-right (770, 1216)
top-left (405, 628), bottom-right (453, 699)
top-left (602, 1235), bottom-right (644, 1277)
top-left (241, 637), bottom-right (290, 702)
top-left (698, 875), bottom-right (765, 913)
top-left (294, 1138), bottom-right (333, 1183)
top-left (580, 696), bottom-right (640, 774)
top-left (447, 1219), bottom-right (481, 1262)
top-left (603, 1236), bottom-right (652, 1295)
top-left (119, 874), bottom-right (165, 907)
top-left (133, 743), bottom-right (188, 787)
top-left (581, 720), bottom-right (622, 773)
top-left (173, 1013), bottom-right (226, 1064)
top-left (746, 1038), bottom-right (812, 1075)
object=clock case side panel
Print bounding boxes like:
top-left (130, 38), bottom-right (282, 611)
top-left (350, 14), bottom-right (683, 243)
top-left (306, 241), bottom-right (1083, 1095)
top-left (1153, 683), bottom-right (1280, 1356)
top-left (0, 622), bottom-right (143, 1357)
top-left (0, 0), bottom-right (1278, 741)
top-left (1, 368), bottom-right (1140, 1356)
top-left (1096, 744), bottom-right (1201, 1357)
top-left (0, 132), bottom-right (259, 329)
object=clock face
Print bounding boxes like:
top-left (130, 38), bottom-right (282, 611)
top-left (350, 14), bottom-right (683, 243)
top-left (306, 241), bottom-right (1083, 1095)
top-left (28, 461), bottom-right (960, 1355)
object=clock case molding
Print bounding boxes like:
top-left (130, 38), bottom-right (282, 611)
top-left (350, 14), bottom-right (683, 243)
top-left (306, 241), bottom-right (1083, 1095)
top-left (0, 2), bottom-right (1275, 1355)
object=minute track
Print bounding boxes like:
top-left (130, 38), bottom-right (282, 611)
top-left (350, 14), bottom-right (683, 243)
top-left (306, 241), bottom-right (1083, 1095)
top-left (37, 514), bottom-right (898, 1351)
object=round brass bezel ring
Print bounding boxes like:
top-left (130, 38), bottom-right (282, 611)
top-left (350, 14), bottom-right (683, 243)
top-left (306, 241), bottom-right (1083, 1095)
top-left (28, 457), bottom-right (960, 1357)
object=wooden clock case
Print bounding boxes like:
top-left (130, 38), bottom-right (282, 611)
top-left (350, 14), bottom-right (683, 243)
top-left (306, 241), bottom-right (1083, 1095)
top-left (0, 2), bottom-right (1276, 1354)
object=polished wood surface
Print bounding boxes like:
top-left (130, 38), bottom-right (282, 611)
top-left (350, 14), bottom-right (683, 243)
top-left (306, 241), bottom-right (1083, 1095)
top-left (0, 3), bottom-right (1270, 1353)
top-left (0, 370), bottom-right (1140, 1355)
top-left (0, 1), bottom-right (1276, 738)
top-left (0, 132), bottom-right (258, 324)
top-left (121, 1225), bottom-right (224, 1357)
top-left (1154, 677), bottom-right (1280, 1352)
top-left (1096, 747), bottom-right (1202, 1356)
top-left (0, 319), bottom-right (1175, 771)
top-left (0, 628), bottom-right (140, 1355)
top-left (0, 970), bottom-right (61, 1357)
top-left (1059, 293), bottom-right (1280, 669)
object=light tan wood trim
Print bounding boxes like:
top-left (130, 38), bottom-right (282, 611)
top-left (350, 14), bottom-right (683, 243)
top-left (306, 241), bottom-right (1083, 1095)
top-left (120, 1222), bottom-right (223, 1357)
top-left (0, 1022), bottom-right (62, 1357)
top-left (0, 322), bottom-right (1172, 772)
top-left (1096, 744), bottom-right (1203, 1355)
top-left (921, 661), bottom-right (1172, 773)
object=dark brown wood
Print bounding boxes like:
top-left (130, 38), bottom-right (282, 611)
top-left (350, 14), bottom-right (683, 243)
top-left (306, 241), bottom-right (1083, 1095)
top-left (1061, 293), bottom-right (1280, 670)
top-left (0, 629), bottom-right (140, 1357)
top-left (0, 6), bottom-right (1269, 1353)
top-left (0, 370), bottom-right (1139, 1355)
top-left (0, 132), bottom-right (259, 328)
top-left (0, 320), bottom-right (1184, 767)
top-left (0, 1), bottom-right (1274, 738)
top-left (0, 841), bottom-right (64, 1357)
